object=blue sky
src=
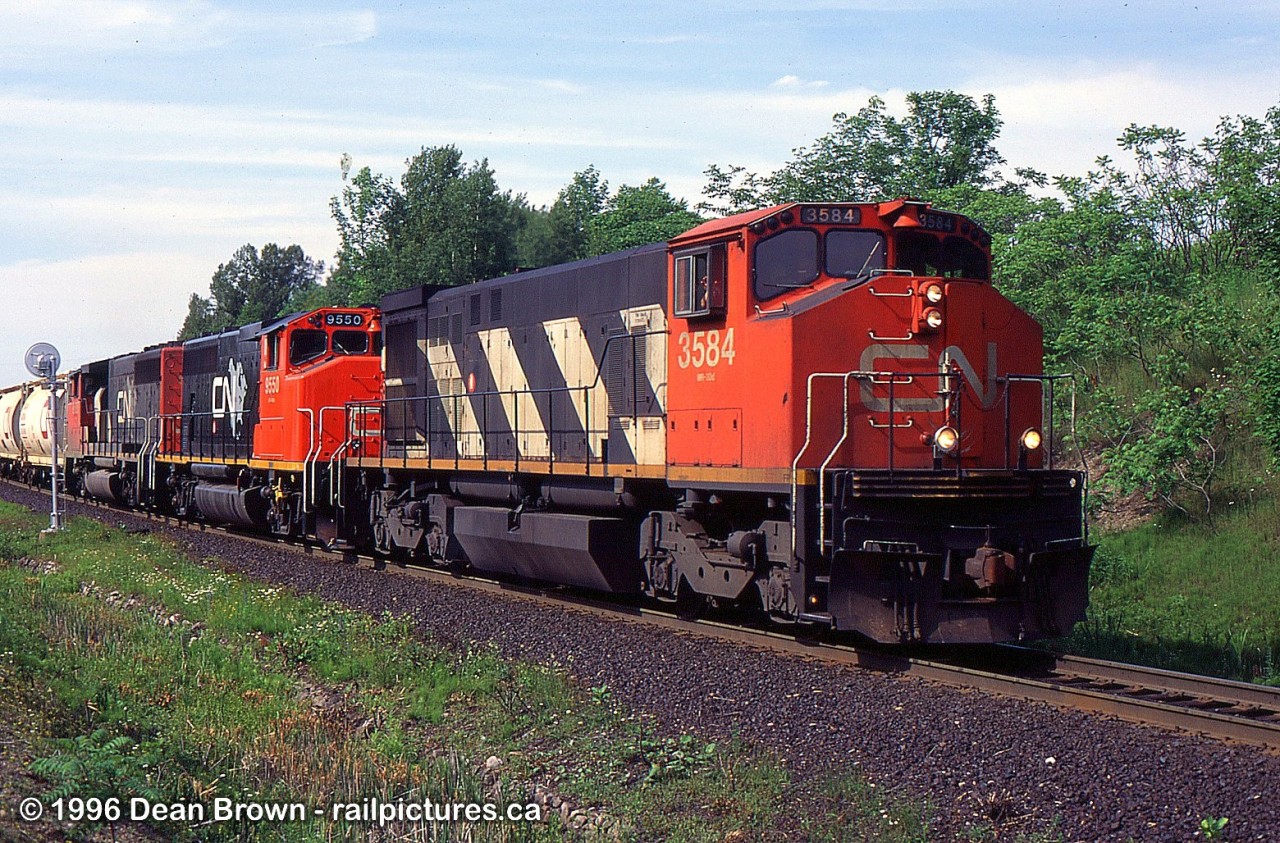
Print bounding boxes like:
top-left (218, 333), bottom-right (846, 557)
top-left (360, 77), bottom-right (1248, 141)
top-left (1, 0), bottom-right (1278, 384)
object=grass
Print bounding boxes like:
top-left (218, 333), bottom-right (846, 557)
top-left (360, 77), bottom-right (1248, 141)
top-left (0, 501), bottom-right (960, 842)
top-left (1051, 495), bottom-right (1280, 684)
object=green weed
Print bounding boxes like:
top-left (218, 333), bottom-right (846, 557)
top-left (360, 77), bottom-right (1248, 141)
top-left (0, 501), bottom-right (947, 841)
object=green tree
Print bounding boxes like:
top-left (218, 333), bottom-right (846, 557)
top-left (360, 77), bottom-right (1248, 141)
top-left (327, 146), bottom-right (527, 301)
top-left (701, 90), bottom-right (1005, 213)
top-left (179, 243), bottom-right (321, 339)
top-left (587, 178), bottom-right (702, 254)
top-left (328, 156), bottom-right (401, 305)
top-left (1207, 106), bottom-right (1280, 272)
top-left (395, 145), bottom-right (525, 289)
top-left (519, 166), bottom-right (610, 267)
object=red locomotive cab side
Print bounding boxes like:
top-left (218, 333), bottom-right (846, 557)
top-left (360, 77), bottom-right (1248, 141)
top-left (665, 207), bottom-right (800, 477)
top-left (253, 308), bottom-right (383, 467)
top-left (158, 345), bottom-right (185, 455)
top-left (63, 370), bottom-right (91, 459)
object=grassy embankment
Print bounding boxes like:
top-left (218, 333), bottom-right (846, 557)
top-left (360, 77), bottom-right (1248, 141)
top-left (1047, 344), bottom-right (1280, 684)
top-left (0, 500), bottom-right (954, 843)
top-left (1053, 500), bottom-right (1280, 684)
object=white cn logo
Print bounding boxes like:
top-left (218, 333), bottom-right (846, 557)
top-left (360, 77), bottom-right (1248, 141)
top-left (859, 342), bottom-right (999, 412)
top-left (211, 357), bottom-right (248, 437)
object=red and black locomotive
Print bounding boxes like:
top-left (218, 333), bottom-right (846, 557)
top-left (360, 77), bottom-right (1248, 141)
top-left (2, 200), bottom-right (1093, 644)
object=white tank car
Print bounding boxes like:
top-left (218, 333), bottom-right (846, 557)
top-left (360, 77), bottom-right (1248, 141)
top-left (18, 383), bottom-right (63, 466)
top-left (0, 384), bottom-right (26, 461)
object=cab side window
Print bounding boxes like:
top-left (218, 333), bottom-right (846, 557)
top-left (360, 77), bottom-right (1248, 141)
top-left (264, 332), bottom-right (281, 370)
top-left (673, 244), bottom-right (726, 318)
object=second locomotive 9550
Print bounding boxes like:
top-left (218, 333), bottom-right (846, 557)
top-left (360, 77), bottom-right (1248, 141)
top-left (7, 199), bottom-right (1094, 644)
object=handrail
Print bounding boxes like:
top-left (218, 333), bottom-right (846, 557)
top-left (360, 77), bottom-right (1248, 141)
top-left (817, 372), bottom-right (862, 553)
top-left (137, 415), bottom-right (158, 503)
top-left (298, 408), bottom-right (316, 510)
top-left (790, 370), bottom-right (880, 564)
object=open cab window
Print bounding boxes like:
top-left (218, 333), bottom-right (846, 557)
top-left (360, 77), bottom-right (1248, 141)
top-left (264, 331), bottom-right (281, 370)
top-left (673, 244), bottom-right (727, 319)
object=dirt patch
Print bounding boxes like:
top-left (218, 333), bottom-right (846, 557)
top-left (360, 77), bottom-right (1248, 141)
top-left (1079, 448), bottom-right (1159, 533)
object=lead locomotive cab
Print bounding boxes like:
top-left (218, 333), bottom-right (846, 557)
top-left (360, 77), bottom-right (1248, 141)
top-left (661, 201), bottom-right (1093, 643)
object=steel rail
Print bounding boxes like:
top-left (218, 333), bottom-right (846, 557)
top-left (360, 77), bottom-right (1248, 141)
top-left (6, 478), bottom-right (1279, 753)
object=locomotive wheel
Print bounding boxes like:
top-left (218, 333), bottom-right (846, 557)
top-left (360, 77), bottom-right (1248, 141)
top-left (675, 578), bottom-right (709, 621)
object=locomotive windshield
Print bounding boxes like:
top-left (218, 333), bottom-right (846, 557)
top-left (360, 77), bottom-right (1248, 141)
top-left (755, 226), bottom-right (989, 302)
top-left (754, 230), bottom-right (819, 301)
top-left (826, 231), bottom-right (886, 278)
top-left (332, 330), bottom-right (369, 355)
top-left (754, 229), bottom-right (887, 301)
top-left (895, 231), bottom-right (990, 279)
top-left (290, 329), bottom-right (327, 366)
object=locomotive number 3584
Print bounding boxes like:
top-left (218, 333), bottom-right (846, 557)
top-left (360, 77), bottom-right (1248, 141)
top-left (677, 329), bottom-right (736, 369)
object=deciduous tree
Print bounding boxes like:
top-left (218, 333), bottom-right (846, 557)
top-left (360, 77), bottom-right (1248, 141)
top-left (327, 146), bottom-right (526, 301)
top-left (587, 178), bottom-right (702, 254)
top-left (701, 90), bottom-right (1005, 213)
top-left (179, 243), bottom-right (321, 339)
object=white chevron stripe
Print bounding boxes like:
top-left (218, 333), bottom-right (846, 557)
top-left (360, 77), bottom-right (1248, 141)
top-left (542, 316), bottom-right (604, 458)
top-left (422, 306), bottom-right (669, 466)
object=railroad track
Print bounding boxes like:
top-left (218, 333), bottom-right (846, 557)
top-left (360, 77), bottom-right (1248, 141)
top-left (10, 480), bottom-right (1280, 753)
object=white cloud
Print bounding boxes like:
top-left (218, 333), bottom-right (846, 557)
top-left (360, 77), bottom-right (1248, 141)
top-left (309, 10), bottom-right (378, 48)
top-left (0, 252), bottom-right (215, 386)
top-left (535, 79), bottom-right (588, 95)
top-left (973, 61), bottom-right (1280, 178)
top-left (627, 35), bottom-right (698, 45)
top-left (770, 75), bottom-right (831, 91)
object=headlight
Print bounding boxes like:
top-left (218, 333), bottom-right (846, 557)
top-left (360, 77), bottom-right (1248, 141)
top-left (923, 308), bottom-right (944, 330)
top-left (934, 425), bottom-right (959, 453)
top-left (923, 282), bottom-right (944, 304)
top-left (1021, 428), bottom-right (1042, 451)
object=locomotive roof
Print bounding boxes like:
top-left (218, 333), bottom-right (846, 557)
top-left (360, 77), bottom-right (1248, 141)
top-left (259, 311), bottom-right (306, 335)
top-left (183, 320), bottom-right (267, 347)
top-left (668, 204), bottom-right (791, 245)
top-left (381, 241), bottom-right (667, 315)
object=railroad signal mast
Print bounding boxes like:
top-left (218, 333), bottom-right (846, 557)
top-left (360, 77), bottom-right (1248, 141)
top-left (25, 342), bottom-right (63, 533)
